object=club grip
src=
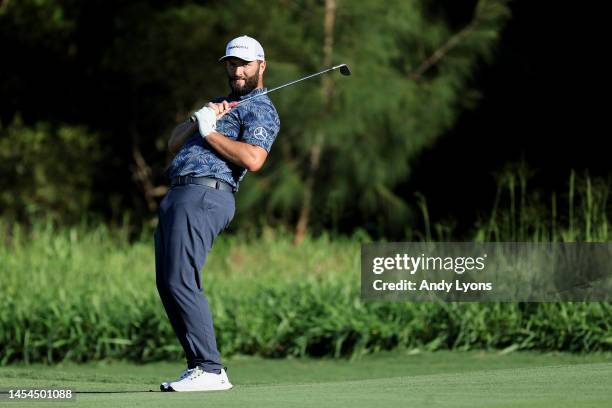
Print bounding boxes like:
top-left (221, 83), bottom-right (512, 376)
top-left (190, 101), bottom-right (238, 122)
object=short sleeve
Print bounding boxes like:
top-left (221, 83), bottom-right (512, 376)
top-left (241, 103), bottom-right (280, 152)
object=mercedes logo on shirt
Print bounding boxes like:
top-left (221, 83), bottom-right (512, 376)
top-left (253, 126), bottom-right (268, 141)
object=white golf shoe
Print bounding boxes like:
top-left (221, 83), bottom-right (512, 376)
top-left (160, 367), bottom-right (193, 391)
top-left (167, 366), bottom-right (233, 392)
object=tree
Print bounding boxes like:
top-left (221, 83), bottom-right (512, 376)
top-left (214, 0), bottom-right (511, 239)
top-left (0, 0), bottom-right (511, 238)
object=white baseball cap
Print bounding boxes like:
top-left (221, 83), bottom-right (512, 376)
top-left (219, 35), bottom-right (265, 62)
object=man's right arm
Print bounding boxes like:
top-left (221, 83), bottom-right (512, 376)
top-left (168, 101), bottom-right (231, 154)
top-left (168, 120), bottom-right (198, 154)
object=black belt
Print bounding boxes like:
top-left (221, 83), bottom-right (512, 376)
top-left (171, 176), bottom-right (234, 193)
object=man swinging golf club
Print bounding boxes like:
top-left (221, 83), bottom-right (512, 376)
top-left (155, 35), bottom-right (280, 392)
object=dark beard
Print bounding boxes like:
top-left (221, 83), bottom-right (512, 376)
top-left (228, 66), bottom-right (260, 97)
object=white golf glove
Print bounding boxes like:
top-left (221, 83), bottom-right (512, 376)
top-left (192, 106), bottom-right (216, 138)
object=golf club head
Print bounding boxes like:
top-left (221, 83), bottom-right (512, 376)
top-left (339, 64), bottom-right (351, 76)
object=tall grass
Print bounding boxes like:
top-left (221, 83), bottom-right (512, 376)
top-left (1, 170), bottom-right (611, 364)
top-left (474, 164), bottom-right (610, 242)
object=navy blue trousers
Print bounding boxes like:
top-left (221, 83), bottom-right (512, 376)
top-left (155, 184), bottom-right (235, 373)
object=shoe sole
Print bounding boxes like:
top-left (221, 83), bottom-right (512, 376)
top-left (164, 384), bottom-right (233, 392)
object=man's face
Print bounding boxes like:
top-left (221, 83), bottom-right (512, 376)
top-left (225, 58), bottom-right (263, 96)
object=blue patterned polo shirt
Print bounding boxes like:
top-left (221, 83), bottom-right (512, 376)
top-left (166, 87), bottom-right (280, 191)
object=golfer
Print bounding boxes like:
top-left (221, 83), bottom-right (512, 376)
top-left (155, 35), bottom-right (280, 392)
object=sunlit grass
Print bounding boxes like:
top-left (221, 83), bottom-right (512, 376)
top-left (1, 169), bottom-right (611, 364)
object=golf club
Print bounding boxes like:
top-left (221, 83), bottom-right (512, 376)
top-left (190, 63), bottom-right (351, 122)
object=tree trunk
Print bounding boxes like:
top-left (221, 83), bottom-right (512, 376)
top-left (294, 0), bottom-right (336, 245)
top-left (129, 124), bottom-right (167, 212)
top-left (131, 144), bottom-right (168, 212)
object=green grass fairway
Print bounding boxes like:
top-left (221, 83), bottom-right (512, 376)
top-left (1, 351), bottom-right (611, 407)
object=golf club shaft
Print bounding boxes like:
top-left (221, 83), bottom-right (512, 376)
top-left (229, 64), bottom-right (348, 108)
top-left (189, 64), bottom-right (349, 123)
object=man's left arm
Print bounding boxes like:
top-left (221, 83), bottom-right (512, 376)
top-left (203, 101), bottom-right (280, 172)
top-left (204, 132), bottom-right (268, 172)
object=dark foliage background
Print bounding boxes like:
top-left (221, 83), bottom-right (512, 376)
top-left (1, 0), bottom-right (608, 239)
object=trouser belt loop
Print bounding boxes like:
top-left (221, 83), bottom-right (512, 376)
top-left (171, 176), bottom-right (234, 193)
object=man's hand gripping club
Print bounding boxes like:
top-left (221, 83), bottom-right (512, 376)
top-left (188, 101), bottom-right (268, 172)
top-left (192, 101), bottom-right (232, 138)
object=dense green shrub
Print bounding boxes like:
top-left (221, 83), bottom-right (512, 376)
top-left (1, 221), bottom-right (611, 365)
